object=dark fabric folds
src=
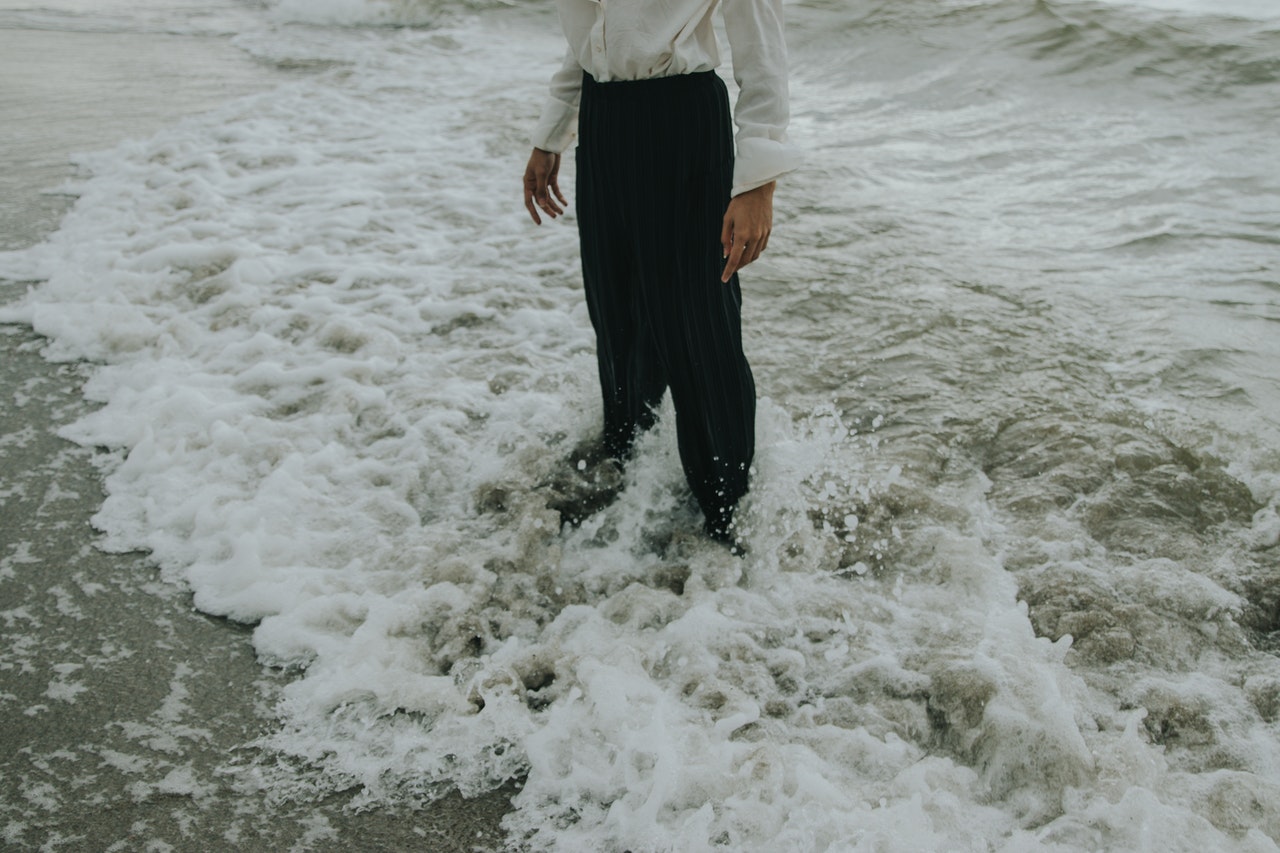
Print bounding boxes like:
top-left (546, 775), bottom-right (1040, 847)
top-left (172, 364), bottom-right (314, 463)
top-left (576, 69), bottom-right (756, 536)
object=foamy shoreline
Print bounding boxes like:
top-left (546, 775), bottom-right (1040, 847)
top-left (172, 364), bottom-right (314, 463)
top-left (3, 0), bottom-right (1279, 850)
top-left (0, 8), bottom-right (513, 849)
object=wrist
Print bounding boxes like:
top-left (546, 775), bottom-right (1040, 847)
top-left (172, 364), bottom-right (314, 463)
top-left (739, 181), bottom-right (776, 201)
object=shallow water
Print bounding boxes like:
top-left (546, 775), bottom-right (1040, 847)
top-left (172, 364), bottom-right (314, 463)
top-left (1, 0), bottom-right (1278, 850)
top-left (0, 1), bottom-right (273, 249)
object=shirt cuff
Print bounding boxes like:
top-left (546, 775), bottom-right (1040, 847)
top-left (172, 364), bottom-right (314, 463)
top-left (732, 136), bottom-right (802, 197)
top-left (531, 98), bottom-right (578, 153)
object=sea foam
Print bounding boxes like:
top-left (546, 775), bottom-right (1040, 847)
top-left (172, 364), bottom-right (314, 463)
top-left (3, 6), bottom-right (1278, 852)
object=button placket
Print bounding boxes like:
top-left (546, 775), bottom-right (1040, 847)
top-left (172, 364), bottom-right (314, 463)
top-left (595, 0), bottom-right (606, 59)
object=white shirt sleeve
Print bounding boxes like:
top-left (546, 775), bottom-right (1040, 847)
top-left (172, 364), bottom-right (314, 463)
top-left (531, 47), bottom-right (584, 153)
top-left (721, 0), bottom-right (803, 196)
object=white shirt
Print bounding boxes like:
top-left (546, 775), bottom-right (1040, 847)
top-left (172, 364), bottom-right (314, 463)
top-left (531, 0), bottom-right (802, 197)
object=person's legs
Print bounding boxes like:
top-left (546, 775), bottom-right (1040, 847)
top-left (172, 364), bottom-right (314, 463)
top-left (645, 76), bottom-right (752, 535)
top-left (577, 71), bottom-right (756, 539)
top-left (576, 73), bottom-right (668, 461)
top-left (626, 73), bottom-right (756, 538)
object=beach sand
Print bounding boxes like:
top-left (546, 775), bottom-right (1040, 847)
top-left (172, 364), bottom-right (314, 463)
top-left (0, 18), bottom-right (512, 852)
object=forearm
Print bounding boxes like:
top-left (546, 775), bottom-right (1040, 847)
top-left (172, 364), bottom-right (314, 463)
top-left (531, 47), bottom-right (584, 153)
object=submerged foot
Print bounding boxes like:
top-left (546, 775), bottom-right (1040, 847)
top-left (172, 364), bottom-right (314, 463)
top-left (542, 436), bottom-right (626, 527)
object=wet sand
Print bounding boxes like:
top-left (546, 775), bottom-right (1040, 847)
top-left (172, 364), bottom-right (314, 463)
top-left (0, 18), bottom-right (512, 852)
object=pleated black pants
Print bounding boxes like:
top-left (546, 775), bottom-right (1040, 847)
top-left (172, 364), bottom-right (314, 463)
top-left (576, 70), bottom-right (756, 537)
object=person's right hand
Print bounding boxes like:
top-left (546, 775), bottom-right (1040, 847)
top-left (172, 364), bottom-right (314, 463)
top-left (524, 148), bottom-right (567, 225)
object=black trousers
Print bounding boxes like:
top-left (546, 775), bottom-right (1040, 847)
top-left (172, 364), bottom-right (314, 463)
top-left (576, 70), bottom-right (756, 535)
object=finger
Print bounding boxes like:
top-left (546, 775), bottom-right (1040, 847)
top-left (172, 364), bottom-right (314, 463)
top-left (747, 227), bottom-right (770, 265)
top-left (550, 157), bottom-right (568, 206)
top-left (720, 214), bottom-right (734, 258)
top-left (536, 172), bottom-right (563, 218)
top-left (537, 171), bottom-right (563, 217)
top-left (524, 178), bottom-right (543, 225)
top-left (737, 233), bottom-right (764, 271)
top-left (722, 242), bottom-right (746, 283)
top-left (545, 184), bottom-right (564, 216)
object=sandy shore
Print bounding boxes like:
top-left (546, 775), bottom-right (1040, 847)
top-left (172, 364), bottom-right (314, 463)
top-left (0, 17), bottom-right (512, 852)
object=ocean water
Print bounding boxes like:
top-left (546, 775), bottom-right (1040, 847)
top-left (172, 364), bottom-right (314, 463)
top-left (1, 0), bottom-right (1278, 850)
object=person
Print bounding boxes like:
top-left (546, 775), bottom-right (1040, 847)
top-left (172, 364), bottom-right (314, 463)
top-left (523, 0), bottom-right (800, 545)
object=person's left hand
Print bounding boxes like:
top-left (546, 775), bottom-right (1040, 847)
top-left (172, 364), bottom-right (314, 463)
top-left (720, 181), bottom-right (775, 283)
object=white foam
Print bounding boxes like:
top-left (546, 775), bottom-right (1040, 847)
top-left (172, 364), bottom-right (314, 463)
top-left (0, 0), bottom-right (264, 36)
top-left (266, 0), bottom-right (447, 27)
top-left (4, 6), bottom-right (1279, 852)
top-left (1099, 0), bottom-right (1280, 20)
